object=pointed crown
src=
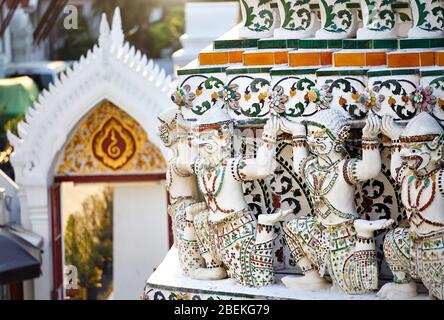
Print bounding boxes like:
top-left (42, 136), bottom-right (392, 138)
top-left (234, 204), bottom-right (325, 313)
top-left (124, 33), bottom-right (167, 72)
top-left (303, 109), bottom-right (351, 140)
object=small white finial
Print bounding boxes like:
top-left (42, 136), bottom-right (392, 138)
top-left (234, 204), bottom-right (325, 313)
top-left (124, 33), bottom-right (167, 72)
top-left (111, 7), bottom-right (124, 46)
top-left (98, 13), bottom-right (110, 48)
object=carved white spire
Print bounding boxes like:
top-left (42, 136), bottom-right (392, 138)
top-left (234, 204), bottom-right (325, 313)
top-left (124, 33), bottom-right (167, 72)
top-left (98, 13), bottom-right (110, 48)
top-left (111, 7), bottom-right (124, 46)
top-left (8, 6), bottom-right (174, 175)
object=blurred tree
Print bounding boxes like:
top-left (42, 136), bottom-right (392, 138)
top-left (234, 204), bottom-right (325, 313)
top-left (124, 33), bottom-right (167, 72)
top-left (93, 0), bottom-right (184, 58)
top-left (64, 187), bottom-right (113, 300)
top-left (54, 8), bottom-right (95, 60)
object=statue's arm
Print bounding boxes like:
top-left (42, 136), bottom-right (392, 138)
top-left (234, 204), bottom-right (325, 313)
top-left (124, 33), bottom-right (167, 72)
top-left (381, 115), bottom-right (405, 181)
top-left (281, 118), bottom-right (309, 176)
top-left (238, 117), bottom-right (279, 179)
top-left (351, 114), bottom-right (382, 181)
top-left (175, 133), bottom-right (197, 175)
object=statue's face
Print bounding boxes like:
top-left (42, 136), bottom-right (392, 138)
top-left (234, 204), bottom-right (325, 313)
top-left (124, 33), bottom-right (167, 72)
top-left (307, 125), bottom-right (334, 156)
top-left (400, 142), bottom-right (431, 171)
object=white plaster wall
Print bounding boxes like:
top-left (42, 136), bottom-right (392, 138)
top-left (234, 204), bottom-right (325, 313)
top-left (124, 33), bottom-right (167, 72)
top-left (172, 2), bottom-right (239, 70)
top-left (113, 181), bottom-right (169, 300)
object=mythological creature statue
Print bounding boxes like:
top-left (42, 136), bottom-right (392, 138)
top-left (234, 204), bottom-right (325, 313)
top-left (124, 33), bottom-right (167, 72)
top-left (158, 107), bottom-right (205, 275)
top-left (280, 109), bottom-right (393, 294)
top-left (378, 112), bottom-right (444, 300)
top-left (175, 110), bottom-right (290, 287)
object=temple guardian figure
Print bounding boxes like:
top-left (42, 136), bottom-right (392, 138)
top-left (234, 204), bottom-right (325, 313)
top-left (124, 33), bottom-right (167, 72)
top-left (158, 107), bottom-right (205, 275)
top-left (175, 109), bottom-right (290, 287)
top-left (378, 112), bottom-right (444, 300)
top-left (280, 109), bottom-right (393, 294)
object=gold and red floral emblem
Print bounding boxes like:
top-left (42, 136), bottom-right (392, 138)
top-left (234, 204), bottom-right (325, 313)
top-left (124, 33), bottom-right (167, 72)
top-left (91, 117), bottom-right (136, 170)
top-left (57, 101), bottom-right (166, 175)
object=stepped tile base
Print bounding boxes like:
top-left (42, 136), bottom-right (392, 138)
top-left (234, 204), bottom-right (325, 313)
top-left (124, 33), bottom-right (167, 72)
top-left (143, 248), bottom-right (430, 300)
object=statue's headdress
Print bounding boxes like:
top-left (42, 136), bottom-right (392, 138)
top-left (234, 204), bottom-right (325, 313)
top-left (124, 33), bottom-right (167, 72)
top-left (303, 109), bottom-right (351, 152)
top-left (157, 106), bottom-right (181, 147)
top-left (400, 112), bottom-right (444, 143)
top-left (401, 112), bottom-right (444, 164)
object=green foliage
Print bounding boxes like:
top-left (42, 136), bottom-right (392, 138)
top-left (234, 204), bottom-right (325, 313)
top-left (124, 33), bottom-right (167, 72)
top-left (64, 187), bottom-right (113, 294)
top-left (55, 1), bottom-right (185, 60)
top-left (92, 0), bottom-right (184, 58)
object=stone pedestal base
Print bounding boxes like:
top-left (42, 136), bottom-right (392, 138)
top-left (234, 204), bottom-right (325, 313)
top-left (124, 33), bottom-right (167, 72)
top-left (142, 248), bottom-right (430, 300)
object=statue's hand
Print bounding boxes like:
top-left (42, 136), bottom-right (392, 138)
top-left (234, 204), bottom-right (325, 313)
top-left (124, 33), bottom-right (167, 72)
top-left (362, 113), bottom-right (381, 139)
top-left (381, 115), bottom-right (402, 140)
top-left (279, 117), bottom-right (306, 136)
top-left (263, 115), bottom-right (280, 137)
top-left (176, 113), bottom-right (192, 131)
top-left (185, 201), bottom-right (207, 220)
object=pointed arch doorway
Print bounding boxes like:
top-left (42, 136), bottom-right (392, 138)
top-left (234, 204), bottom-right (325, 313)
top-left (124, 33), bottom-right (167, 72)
top-left (50, 100), bottom-right (170, 300)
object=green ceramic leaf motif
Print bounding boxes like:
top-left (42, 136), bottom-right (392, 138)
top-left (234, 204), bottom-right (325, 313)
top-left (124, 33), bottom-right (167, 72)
top-left (415, 0), bottom-right (429, 27)
top-left (285, 102), bottom-right (305, 117)
top-left (399, 12), bottom-right (411, 22)
top-left (241, 0), bottom-right (256, 27)
top-left (192, 100), bottom-right (212, 115)
top-left (280, 0), bottom-right (296, 28)
top-left (250, 78), bottom-right (271, 93)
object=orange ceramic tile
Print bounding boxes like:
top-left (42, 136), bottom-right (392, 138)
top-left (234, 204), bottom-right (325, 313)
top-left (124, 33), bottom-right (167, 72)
top-left (334, 52), bottom-right (365, 67)
top-left (320, 51), bottom-right (333, 65)
top-left (289, 51), bottom-right (332, 67)
top-left (366, 52), bottom-right (386, 66)
top-left (334, 52), bottom-right (386, 67)
top-left (243, 51), bottom-right (288, 66)
top-left (229, 51), bottom-right (243, 63)
top-left (436, 52), bottom-right (444, 66)
top-left (199, 50), bottom-right (244, 65)
top-left (199, 51), bottom-right (227, 65)
top-left (387, 51), bottom-right (435, 68)
top-left (274, 51), bottom-right (289, 64)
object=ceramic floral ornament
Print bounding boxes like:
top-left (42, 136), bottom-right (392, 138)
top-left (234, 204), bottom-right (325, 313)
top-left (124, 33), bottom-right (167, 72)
top-left (407, 0), bottom-right (444, 38)
top-left (378, 113), bottom-right (444, 300)
top-left (307, 84), bottom-right (334, 111)
top-left (239, 0), bottom-right (278, 38)
top-left (274, 0), bottom-right (320, 39)
top-left (352, 87), bottom-right (383, 113)
top-left (409, 86), bottom-right (437, 113)
top-left (171, 85), bottom-right (196, 110)
top-left (357, 0), bottom-right (397, 39)
top-left (280, 109), bottom-right (393, 294)
top-left (267, 85), bottom-right (289, 114)
top-left (218, 84), bottom-right (241, 111)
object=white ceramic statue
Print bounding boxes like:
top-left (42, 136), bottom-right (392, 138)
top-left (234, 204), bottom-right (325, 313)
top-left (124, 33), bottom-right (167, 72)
top-left (158, 107), bottom-right (205, 275)
top-left (174, 108), bottom-right (290, 287)
top-left (280, 109), bottom-right (393, 294)
top-left (378, 112), bottom-right (444, 300)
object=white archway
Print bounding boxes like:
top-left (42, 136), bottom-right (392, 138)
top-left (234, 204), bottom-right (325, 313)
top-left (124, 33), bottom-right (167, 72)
top-left (7, 8), bottom-right (175, 299)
